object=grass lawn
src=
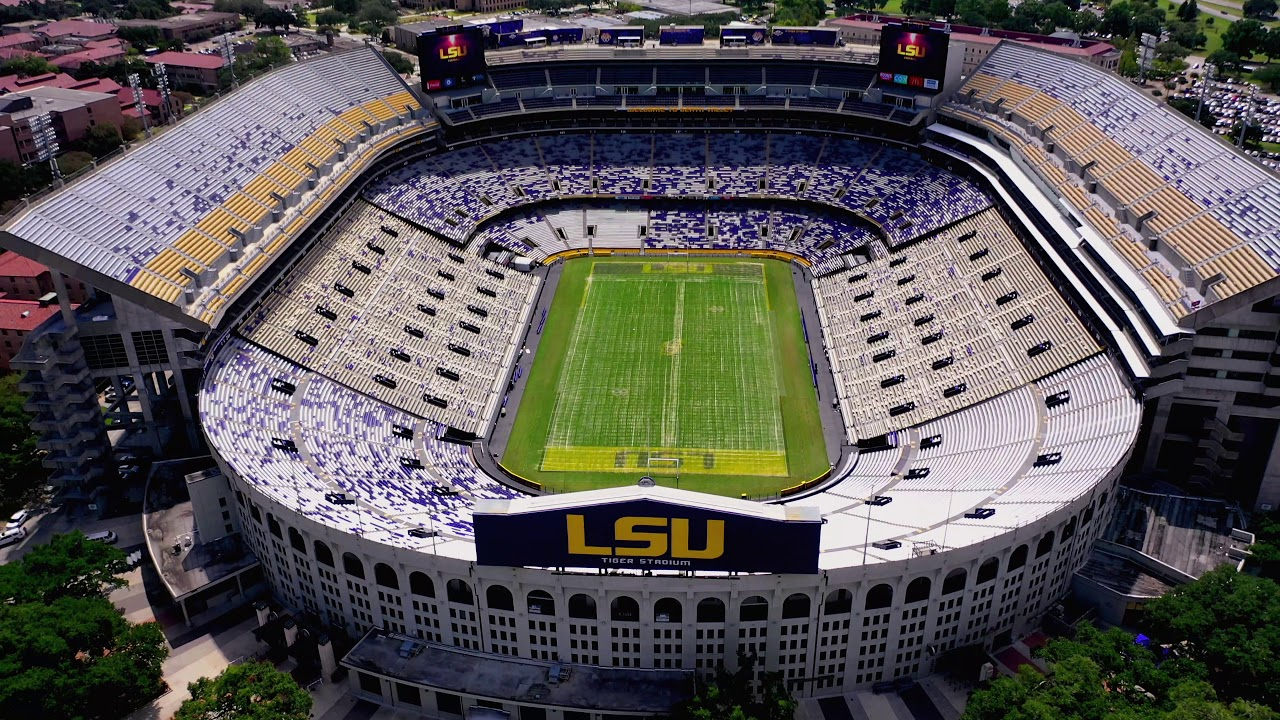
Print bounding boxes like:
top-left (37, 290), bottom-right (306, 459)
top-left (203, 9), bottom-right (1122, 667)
top-left (501, 257), bottom-right (827, 497)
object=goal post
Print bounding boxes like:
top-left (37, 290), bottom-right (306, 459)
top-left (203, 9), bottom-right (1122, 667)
top-left (647, 456), bottom-right (682, 479)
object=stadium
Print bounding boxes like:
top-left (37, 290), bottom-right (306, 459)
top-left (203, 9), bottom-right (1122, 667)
top-left (7, 16), bottom-right (1280, 717)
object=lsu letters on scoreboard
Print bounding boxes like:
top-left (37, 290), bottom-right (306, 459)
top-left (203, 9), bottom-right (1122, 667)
top-left (473, 487), bottom-right (822, 574)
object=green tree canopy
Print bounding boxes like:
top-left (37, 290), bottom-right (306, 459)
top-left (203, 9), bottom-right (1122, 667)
top-left (1244, 0), bottom-right (1278, 18)
top-left (381, 50), bottom-right (412, 75)
top-left (1223, 19), bottom-right (1268, 57)
top-left (76, 123), bottom-right (123, 158)
top-left (0, 55), bottom-right (56, 77)
top-left (0, 531), bottom-right (129, 604)
top-left (1143, 566), bottom-right (1280, 706)
top-left (175, 660), bottom-right (312, 720)
top-left (0, 373), bottom-right (41, 514)
top-left (0, 531), bottom-right (167, 720)
top-left (673, 652), bottom-right (797, 720)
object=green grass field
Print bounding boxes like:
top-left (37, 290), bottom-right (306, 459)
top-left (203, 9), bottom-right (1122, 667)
top-left (501, 257), bottom-right (828, 497)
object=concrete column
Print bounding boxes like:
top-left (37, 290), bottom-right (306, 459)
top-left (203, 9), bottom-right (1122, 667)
top-left (254, 601), bottom-right (270, 627)
top-left (318, 634), bottom-right (337, 680)
top-left (282, 617), bottom-right (297, 647)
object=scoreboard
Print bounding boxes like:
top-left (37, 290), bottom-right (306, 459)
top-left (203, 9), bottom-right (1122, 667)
top-left (417, 26), bottom-right (488, 91)
top-left (878, 25), bottom-right (950, 92)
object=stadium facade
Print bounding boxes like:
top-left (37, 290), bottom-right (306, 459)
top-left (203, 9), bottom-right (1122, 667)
top-left (3, 29), bottom-right (1280, 715)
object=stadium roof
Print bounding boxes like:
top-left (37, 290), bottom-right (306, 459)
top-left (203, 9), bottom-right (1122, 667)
top-left (0, 46), bottom-right (425, 329)
top-left (475, 485), bottom-right (822, 523)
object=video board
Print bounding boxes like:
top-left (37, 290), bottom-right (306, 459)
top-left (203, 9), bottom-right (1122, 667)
top-left (877, 25), bottom-right (949, 92)
top-left (770, 27), bottom-right (839, 46)
top-left (474, 497), bottom-right (822, 574)
top-left (417, 27), bottom-right (487, 91)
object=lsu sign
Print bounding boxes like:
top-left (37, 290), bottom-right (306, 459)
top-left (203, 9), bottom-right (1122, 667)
top-left (439, 43), bottom-right (468, 61)
top-left (896, 34), bottom-right (927, 59)
top-left (473, 497), bottom-right (822, 574)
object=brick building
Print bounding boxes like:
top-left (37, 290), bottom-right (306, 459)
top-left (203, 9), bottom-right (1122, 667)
top-left (145, 51), bottom-right (225, 91)
top-left (0, 86), bottom-right (124, 165)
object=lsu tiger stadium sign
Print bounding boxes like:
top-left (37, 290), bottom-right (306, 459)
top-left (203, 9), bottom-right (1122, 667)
top-left (472, 488), bottom-right (822, 574)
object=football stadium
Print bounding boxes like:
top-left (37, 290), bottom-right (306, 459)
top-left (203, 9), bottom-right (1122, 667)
top-left (8, 15), bottom-right (1280, 716)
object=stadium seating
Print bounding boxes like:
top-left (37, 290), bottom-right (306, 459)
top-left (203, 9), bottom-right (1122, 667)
top-left (240, 202), bottom-right (538, 434)
top-left (945, 41), bottom-right (1279, 312)
top-left (6, 47), bottom-right (421, 313)
top-left (361, 132), bottom-right (992, 249)
top-left (791, 354), bottom-right (1136, 563)
top-left (813, 208), bottom-right (1099, 438)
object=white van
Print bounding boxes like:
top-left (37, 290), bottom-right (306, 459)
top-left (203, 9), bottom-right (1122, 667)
top-left (0, 526), bottom-right (26, 547)
top-left (85, 530), bottom-right (118, 545)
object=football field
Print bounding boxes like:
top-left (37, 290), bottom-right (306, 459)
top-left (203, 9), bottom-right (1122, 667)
top-left (502, 257), bottom-right (828, 497)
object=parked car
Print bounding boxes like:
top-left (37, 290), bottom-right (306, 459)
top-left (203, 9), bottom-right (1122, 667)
top-left (0, 526), bottom-right (26, 547)
top-left (6, 509), bottom-right (30, 530)
top-left (86, 530), bottom-right (118, 545)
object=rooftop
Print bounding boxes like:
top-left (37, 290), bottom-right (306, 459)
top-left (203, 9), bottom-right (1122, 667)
top-left (0, 32), bottom-right (36, 47)
top-left (143, 464), bottom-right (259, 600)
top-left (0, 86), bottom-right (119, 119)
top-left (1076, 547), bottom-right (1177, 598)
top-left (1106, 488), bottom-right (1248, 578)
top-left (830, 14), bottom-right (1119, 57)
top-left (343, 630), bottom-right (692, 712)
top-left (116, 11), bottom-right (239, 30)
top-left (0, 251), bottom-right (49, 279)
top-left (35, 19), bottom-right (118, 39)
top-left (144, 50), bottom-right (225, 69)
top-left (0, 298), bottom-right (62, 331)
top-left (50, 45), bottom-right (126, 68)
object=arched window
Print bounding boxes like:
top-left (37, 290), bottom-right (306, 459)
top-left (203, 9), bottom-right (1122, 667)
top-left (486, 585), bottom-right (513, 611)
top-left (409, 572), bottom-right (435, 598)
top-left (1036, 531), bottom-right (1055, 558)
top-left (288, 527), bottom-right (305, 553)
top-left (342, 552), bottom-right (365, 580)
top-left (568, 594), bottom-right (597, 620)
top-left (696, 598), bottom-right (725, 623)
top-left (739, 595), bottom-right (769, 622)
top-left (782, 593), bottom-right (810, 620)
top-left (446, 579), bottom-right (474, 605)
top-left (905, 577), bottom-right (931, 604)
top-left (1008, 545), bottom-right (1028, 571)
top-left (528, 590), bottom-right (554, 616)
top-left (942, 568), bottom-right (967, 595)
top-left (314, 540), bottom-right (334, 567)
top-left (266, 513), bottom-right (281, 538)
top-left (1082, 505), bottom-right (1095, 526)
top-left (823, 589), bottom-right (853, 615)
top-left (249, 505), bottom-right (261, 523)
top-left (1062, 516), bottom-right (1078, 541)
top-left (610, 596), bottom-right (639, 622)
top-left (977, 557), bottom-right (999, 584)
top-left (374, 562), bottom-right (399, 590)
top-left (654, 597), bottom-right (682, 623)
top-left (865, 583), bottom-right (892, 610)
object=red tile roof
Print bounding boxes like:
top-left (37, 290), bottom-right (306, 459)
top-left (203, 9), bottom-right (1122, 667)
top-left (36, 19), bottom-right (118, 39)
top-left (0, 33), bottom-right (37, 48)
top-left (0, 299), bottom-right (64, 332)
top-left (145, 51), bottom-right (225, 70)
top-left (49, 45), bottom-right (126, 69)
top-left (0, 252), bottom-right (50, 279)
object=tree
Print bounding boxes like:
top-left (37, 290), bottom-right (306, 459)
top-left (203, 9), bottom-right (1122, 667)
top-left (1244, 0), bottom-right (1278, 18)
top-left (964, 621), bottom-right (1280, 720)
top-left (901, 0), bottom-right (932, 16)
top-left (1207, 49), bottom-right (1243, 71)
top-left (1144, 566), bottom-right (1280, 706)
top-left (1177, 0), bottom-right (1199, 19)
top-left (253, 5), bottom-right (297, 31)
top-left (381, 49), bottom-right (412, 75)
top-left (76, 123), bottom-right (123, 158)
top-left (0, 531), bottom-right (129, 604)
top-left (0, 373), bottom-right (40, 513)
top-left (672, 652), bottom-right (796, 720)
top-left (1073, 9), bottom-right (1099, 34)
top-left (315, 7), bottom-right (345, 25)
top-left (1119, 47), bottom-right (1141, 77)
top-left (353, 0), bottom-right (396, 33)
top-left (1167, 20), bottom-right (1207, 50)
top-left (1262, 27), bottom-right (1280, 62)
top-left (1101, 0), bottom-right (1133, 36)
top-left (175, 660), bottom-right (312, 720)
top-left (0, 55), bottom-right (56, 77)
top-left (0, 532), bottom-right (168, 720)
top-left (1223, 19), bottom-right (1267, 57)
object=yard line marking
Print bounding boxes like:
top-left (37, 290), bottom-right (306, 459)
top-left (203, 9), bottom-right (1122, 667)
top-left (662, 282), bottom-right (685, 448)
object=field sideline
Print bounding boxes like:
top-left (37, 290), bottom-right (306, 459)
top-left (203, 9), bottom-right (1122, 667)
top-left (501, 256), bottom-right (828, 497)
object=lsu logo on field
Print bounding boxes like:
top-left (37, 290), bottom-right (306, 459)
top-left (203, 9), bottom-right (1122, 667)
top-left (896, 34), bottom-right (927, 59)
top-left (439, 42), bottom-right (467, 60)
top-left (566, 514), bottom-right (725, 559)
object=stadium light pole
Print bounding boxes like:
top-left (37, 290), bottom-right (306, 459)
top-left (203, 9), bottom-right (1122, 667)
top-left (221, 33), bottom-right (237, 87)
top-left (128, 73), bottom-right (150, 138)
top-left (1196, 63), bottom-right (1215, 125)
top-left (153, 62), bottom-right (172, 126)
top-left (1237, 83), bottom-right (1258, 149)
top-left (29, 112), bottom-right (59, 180)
